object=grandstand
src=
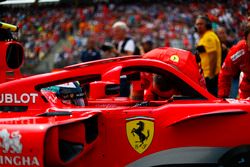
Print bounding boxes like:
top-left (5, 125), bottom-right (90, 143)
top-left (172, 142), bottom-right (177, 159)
top-left (0, 0), bottom-right (249, 74)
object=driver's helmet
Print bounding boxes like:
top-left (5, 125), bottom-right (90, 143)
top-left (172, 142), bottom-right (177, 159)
top-left (43, 81), bottom-right (87, 106)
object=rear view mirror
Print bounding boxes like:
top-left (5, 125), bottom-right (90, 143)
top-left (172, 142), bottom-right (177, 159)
top-left (89, 81), bottom-right (120, 99)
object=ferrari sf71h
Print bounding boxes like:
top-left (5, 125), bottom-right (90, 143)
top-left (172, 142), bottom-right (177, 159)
top-left (0, 22), bottom-right (250, 167)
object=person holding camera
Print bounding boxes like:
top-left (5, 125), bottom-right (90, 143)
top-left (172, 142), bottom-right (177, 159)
top-left (100, 41), bottom-right (117, 59)
top-left (195, 14), bottom-right (222, 96)
top-left (111, 21), bottom-right (138, 56)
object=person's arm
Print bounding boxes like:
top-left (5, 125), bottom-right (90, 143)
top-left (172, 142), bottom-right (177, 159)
top-left (218, 62), bottom-right (233, 98)
top-left (111, 47), bottom-right (121, 57)
top-left (208, 51), bottom-right (217, 78)
top-left (124, 50), bottom-right (134, 55)
top-left (144, 87), bottom-right (155, 101)
top-left (111, 47), bottom-right (132, 57)
top-left (218, 48), bottom-right (241, 98)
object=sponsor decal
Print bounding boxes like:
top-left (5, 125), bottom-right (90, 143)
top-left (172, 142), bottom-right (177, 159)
top-left (0, 129), bottom-right (22, 153)
top-left (47, 92), bottom-right (57, 104)
top-left (0, 156), bottom-right (39, 166)
top-left (126, 117), bottom-right (154, 154)
top-left (231, 49), bottom-right (244, 61)
top-left (170, 55), bottom-right (179, 63)
top-left (0, 118), bottom-right (37, 125)
top-left (0, 93), bottom-right (38, 104)
top-left (0, 129), bottom-right (40, 166)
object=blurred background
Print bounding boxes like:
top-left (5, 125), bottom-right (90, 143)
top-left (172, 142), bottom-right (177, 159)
top-left (0, 0), bottom-right (249, 74)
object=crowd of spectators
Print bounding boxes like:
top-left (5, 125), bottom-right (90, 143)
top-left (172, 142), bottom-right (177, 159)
top-left (0, 0), bottom-right (249, 73)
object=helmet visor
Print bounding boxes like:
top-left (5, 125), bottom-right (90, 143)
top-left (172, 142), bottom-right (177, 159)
top-left (58, 85), bottom-right (87, 106)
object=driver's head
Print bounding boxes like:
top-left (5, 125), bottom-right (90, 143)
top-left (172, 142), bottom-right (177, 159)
top-left (152, 74), bottom-right (176, 99)
top-left (43, 82), bottom-right (87, 106)
top-left (57, 82), bottom-right (87, 106)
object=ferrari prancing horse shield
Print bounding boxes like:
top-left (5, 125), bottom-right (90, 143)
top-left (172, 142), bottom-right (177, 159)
top-left (126, 117), bottom-right (154, 154)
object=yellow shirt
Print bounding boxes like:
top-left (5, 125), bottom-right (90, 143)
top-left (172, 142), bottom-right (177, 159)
top-left (197, 30), bottom-right (221, 78)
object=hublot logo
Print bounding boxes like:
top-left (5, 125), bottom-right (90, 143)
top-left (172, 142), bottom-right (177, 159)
top-left (0, 93), bottom-right (38, 104)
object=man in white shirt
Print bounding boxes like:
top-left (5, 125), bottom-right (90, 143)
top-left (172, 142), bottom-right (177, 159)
top-left (111, 21), bottom-right (136, 56)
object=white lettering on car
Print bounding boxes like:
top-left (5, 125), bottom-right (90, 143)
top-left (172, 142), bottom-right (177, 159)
top-left (0, 129), bottom-right (40, 166)
top-left (5, 94), bottom-right (12, 103)
top-left (0, 156), bottom-right (40, 166)
top-left (0, 93), bottom-right (38, 104)
top-left (0, 118), bottom-right (37, 125)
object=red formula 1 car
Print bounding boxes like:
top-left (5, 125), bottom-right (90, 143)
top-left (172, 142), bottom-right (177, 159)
top-left (1, 23), bottom-right (250, 167)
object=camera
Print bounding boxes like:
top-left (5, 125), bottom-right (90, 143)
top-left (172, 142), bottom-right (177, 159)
top-left (101, 42), bottom-right (114, 51)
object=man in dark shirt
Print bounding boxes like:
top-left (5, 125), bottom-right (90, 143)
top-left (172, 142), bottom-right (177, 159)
top-left (81, 37), bottom-right (102, 62)
top-left (216, 26), bottom-right (238, 98)
top-left (216, 26), bottom-right (235, 65)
